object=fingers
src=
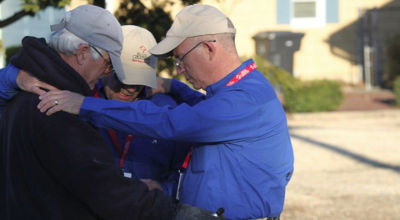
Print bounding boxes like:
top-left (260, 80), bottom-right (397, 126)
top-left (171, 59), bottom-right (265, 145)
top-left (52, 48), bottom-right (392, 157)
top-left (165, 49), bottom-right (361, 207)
top-left (44, 103), bottom-right (64, 116)
top-left (38, 90), bottom-right (84, 115)
top-left (151, 77), bottom-right (172, 95)
top-left (140, 179), bottom-right (163, 191)
top-left (17, 70), bottom-right (59, 96)
top-left (37, 91), bottom-right (64, 115)
top-left (30, 82), bottom-right (59, 96)
top-left (35, 81), bottom-right (59, 95)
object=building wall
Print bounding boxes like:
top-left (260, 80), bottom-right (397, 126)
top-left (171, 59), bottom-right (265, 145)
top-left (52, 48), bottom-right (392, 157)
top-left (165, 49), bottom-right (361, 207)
top-left (70, 0), bottom-right (399, 85)
top-left (0, 0), bottom-right (66, 67)
top-left (197, 0), bottom-right (395, 85)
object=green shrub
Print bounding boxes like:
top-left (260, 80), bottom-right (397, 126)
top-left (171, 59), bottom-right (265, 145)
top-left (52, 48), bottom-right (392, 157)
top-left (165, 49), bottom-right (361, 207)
top-left (394, 76), bottom-right (400, 106)
top-left (5, 45), bottom-right (22, 65)
top-left (283, 80), bottom-right (343, 112)
top-left (254, 56), bottom-right (301, 92)
top-left (384, 35), bottom-right (400, 89)
top-left (254, 56), bottom-right (343, 112)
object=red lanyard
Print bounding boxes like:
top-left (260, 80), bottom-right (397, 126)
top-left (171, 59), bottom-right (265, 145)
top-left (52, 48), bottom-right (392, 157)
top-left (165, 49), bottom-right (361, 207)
top-left (180, 62), bottom-right (256, 169)
top-left (181, 148), bottom-right (192, 169)
top-left (93, 87), bottom-right (100, 98)
top-left (225, 62), bottom-right (256, 87)
top-left (108, 130), bottom-right (133, 169)
top-left (92, 87), bottom-right (134, 169)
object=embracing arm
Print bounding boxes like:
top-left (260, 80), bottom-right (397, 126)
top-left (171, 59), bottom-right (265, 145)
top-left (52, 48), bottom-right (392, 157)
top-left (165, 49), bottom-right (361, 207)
top-left (0, 64), bottom-right (19, 111)
top-left (0, 64), bottom-right (57, 113)
top-left (169, 79), bottom-right (205, 106)
top-left (151, 77), bottom-right (205, 106)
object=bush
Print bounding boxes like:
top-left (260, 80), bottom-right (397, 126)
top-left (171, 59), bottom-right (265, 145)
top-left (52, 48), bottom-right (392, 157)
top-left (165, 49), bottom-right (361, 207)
top-left (384, 35), bottom-right (400, 89)
top-left (394, 76), bottom-right (400, 106)
top-left (254, 56), bottom-right (343, 112)
top-left (5, 45), bottom-right (22, 65)
top-left (254, 56), bottom-right (300, 93)
top-left (283, 80), bottom-right (343, 112)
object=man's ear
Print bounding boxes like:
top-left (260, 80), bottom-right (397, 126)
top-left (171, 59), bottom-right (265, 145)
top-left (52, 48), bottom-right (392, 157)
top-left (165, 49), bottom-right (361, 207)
top-left (75, 44), bottom-right (90, 65)
top-left (204, 41), bottom-right (216, 60)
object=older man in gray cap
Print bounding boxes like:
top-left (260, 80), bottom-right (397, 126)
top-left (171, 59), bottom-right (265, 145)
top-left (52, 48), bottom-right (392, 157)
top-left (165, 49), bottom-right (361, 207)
top-left (0, 4), bottom-right (223, 220)
top-left (6, 4), bottom-right (293, 220)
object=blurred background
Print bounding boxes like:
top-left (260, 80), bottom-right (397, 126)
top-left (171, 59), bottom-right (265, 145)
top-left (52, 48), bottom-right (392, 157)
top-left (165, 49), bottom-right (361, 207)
top-left (1, 0), bottom-right (399, 219)
top-left (1, 0), bottom-right (400, 111)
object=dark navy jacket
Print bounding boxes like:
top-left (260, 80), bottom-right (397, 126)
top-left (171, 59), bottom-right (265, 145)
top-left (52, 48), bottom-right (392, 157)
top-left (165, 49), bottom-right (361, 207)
top-left (0, 37), bottom-right (174, 219)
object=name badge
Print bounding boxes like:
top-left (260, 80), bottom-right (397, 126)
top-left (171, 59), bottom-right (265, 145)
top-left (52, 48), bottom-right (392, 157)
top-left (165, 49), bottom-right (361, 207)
top-left (123, 171), bottom-right (132, 178)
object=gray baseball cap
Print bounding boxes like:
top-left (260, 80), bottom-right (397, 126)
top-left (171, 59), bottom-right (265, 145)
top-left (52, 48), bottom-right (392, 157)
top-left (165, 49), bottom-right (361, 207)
top-left (149, 4), bottom-right (236, 57)
top-left (50, 4), bottom-right (125, 78)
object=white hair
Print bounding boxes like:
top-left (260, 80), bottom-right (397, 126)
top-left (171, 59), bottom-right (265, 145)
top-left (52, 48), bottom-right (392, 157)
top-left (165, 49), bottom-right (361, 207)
top-left (49, 29), bottom-right (104, 60)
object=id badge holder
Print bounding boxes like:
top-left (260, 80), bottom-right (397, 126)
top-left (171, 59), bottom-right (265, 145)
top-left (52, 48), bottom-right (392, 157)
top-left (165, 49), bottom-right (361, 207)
top-left (122, 168), bottom-right (132, 178)
top-left (175, 169), bottom-right (184, 201)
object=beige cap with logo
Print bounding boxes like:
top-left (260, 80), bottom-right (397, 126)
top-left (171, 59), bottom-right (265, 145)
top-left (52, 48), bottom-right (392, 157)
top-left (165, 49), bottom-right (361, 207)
top-left (117, 25), bottom-right (157, 88)
top-left (149, 4), bottom-right (236, 57)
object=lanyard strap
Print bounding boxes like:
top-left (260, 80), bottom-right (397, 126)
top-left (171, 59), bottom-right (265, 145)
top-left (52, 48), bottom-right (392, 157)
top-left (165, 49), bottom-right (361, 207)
top-left (181, 148), bottom-right (192, 169)
top-left (93, 87), bottom-right (100, 98)
top-left (225, 62), bottom-right (256, 87)
top-left (108, 129), bottom-right (133, 169)
top-left (92, 87), bottom-right (133, 169)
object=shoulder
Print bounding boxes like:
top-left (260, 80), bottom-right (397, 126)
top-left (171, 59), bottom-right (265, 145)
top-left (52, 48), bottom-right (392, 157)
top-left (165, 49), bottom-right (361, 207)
top-left (148, 93), bottom-right (178, 108)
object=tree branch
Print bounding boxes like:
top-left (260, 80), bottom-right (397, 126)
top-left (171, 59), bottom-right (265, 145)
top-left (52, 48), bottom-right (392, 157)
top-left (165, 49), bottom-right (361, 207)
top-left (0, 9), bottom-right (34, 28)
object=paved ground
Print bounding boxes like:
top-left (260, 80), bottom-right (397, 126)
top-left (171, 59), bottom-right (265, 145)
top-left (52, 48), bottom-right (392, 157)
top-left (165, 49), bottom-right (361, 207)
top-left (281, 107), bottom-right (400, 219)
top-left (338, 88), bottom-right (397, 111)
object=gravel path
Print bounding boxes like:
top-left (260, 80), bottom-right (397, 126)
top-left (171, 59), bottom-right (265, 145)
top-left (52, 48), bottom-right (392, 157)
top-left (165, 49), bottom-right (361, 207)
top-left (281, 110), bottom-right (400, 219)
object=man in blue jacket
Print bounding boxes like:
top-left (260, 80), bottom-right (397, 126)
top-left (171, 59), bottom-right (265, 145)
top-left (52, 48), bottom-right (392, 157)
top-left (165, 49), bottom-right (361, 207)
top-left (4, 4), bottom-right (294, 219)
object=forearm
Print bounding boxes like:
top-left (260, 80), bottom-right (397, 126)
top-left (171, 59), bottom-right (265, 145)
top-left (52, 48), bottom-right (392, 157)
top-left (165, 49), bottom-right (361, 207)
top-left (0, 64), bottom-right (20, 114)
top-left (0, 64), bottom-right (19, 100)
top-left (79, 93), bottom-right (276, 143)
top-left (169, 79), bottom-right (205, 106)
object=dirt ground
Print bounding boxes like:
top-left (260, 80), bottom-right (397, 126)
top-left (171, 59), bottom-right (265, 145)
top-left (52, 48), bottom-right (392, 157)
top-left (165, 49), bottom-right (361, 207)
top-left (281, 101), bottom-right (400, 220)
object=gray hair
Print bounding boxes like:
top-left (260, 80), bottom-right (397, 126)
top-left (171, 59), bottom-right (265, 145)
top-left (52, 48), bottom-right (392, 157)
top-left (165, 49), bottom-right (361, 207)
top-left (49, 29), bottom-right (104, 60)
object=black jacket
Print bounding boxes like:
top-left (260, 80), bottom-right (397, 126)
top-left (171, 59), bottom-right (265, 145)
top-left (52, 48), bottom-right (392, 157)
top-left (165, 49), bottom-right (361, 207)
top-left (0, 37), bottom-right (174, 219)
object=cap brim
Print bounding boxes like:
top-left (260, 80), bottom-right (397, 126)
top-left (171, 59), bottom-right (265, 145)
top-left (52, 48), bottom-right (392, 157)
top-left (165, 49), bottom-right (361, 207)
top-left (109, 52), bottom-right (125, 81)
top-left (149, 36), bottom-right (185, 57)
top-left (119, 67), bottom-right (157, 88)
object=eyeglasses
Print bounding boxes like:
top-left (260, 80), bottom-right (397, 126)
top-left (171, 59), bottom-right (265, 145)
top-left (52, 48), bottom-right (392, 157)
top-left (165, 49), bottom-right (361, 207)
top-left (90, 45), bottom-right (114, 72)
top-left (113, 73), bottom-right (144, 92)
top-left (174, 40), bottom-right (216, 69)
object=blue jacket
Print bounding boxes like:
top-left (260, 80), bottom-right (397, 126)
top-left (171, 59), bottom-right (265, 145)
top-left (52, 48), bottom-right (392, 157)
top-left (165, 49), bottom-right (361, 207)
top-left (0, 64), bottom-right (19, 113)
top-left (79, 59), bottom-right (294, 219)
top-left (94, 81), bottom-right (191, 197)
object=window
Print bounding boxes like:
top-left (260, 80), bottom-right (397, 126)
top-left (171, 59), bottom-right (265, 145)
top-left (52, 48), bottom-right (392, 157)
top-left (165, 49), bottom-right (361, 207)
top-left (291, 0), bottom-right (326, 28)
top-left (293, 1), bottom-right (316, 17)
top-left (277, 0), bottom-right (338, 27)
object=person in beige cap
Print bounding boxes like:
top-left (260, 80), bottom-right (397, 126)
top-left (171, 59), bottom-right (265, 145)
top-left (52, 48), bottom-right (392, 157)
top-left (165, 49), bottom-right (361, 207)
top-left (93, 25), bottom-right (190, 198)
top-left (16, 4), bottom-right (292, 219)
top-left (0, 5), bottom-right (223, 220)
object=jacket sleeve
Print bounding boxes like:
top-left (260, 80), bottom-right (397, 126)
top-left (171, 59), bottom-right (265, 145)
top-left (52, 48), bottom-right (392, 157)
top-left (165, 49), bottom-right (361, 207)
top-left (79, 85), bottom-right (284, 143)
top-left (169, 79), bottom-right (205, 106)
top-left (0, 64), bottom-right (19, 113)
top-left (35, 110), bottom-right (175, 219)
